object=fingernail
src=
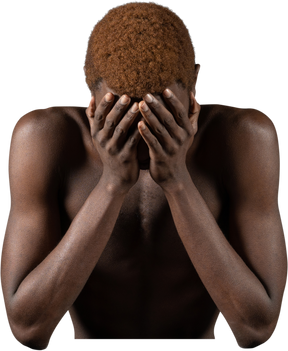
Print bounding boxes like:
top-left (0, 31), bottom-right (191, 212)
top-left (139, 121), bottom-right (146, 130)
top-left (140, 101), bottom-right (149, 112)
top-left (144, 94), bottom-right (153, 103)
top-left (131, 102), bottom-right (139, 113)
top-left (105, 93), bottom-right (113, 102)
top-left (163, 89), bottom-right (172, 98)
top-left (120, 95), bottom-right (130, 105)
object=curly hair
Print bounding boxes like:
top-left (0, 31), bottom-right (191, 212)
top-left (84, 2), bottom-right (196, 98)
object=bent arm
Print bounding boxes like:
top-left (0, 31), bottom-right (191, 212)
top-left (1, 112), bottom-right (126, 349)
top-left (163, 111), bottom-right (287, 348)
top-left (3, 184), bottom-right (125, 350)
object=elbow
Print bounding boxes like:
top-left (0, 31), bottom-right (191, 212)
top-left (238, 336), bottom-right (272, 349)
top-left (232, 332), bottom-right (265, 351)
top-left (237, 333), bottom-right (272, 349)
top-left (233, 328), bottom-right (277, 351)
top-left (10, 319), bottom-right (50, 350)
top-left (234, 315), bottom-right (277, 348)
top-left (12, 327), bottom-right (49, 350)
top-left (6, 298), bottom-right (55, 349)
top-left (252, 321), bottom-right (280, 351)
top-left (247, 314), bottom-right (281, 351)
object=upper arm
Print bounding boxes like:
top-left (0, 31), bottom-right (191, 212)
top-left (1, 110), bottom-right (63, 301)
top-left (224, 109), bottom-right (286, 309)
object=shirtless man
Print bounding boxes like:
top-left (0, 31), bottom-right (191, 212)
top-left (1, 2), bottom-right (287, 349)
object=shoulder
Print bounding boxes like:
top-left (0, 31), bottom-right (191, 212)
top-left (203, 105), bottom-right (280, 202)
top-left (201, 104), bottom-right (276, 133)
top-left (9, 106), bottom-right (89, 190)
top-left (197, 104), bottom-right (280, 199)
top-left (11, 106), bottom-right (88, 159)
top-left (13, 106), bottom-right (87, 144)
top-left (199, 104), bottom-right (278, 155)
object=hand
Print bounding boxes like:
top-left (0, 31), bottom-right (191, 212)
top-left (86, 93), bottom-right (141, 193)
top-left (138, 88), bottom-right (200, 189)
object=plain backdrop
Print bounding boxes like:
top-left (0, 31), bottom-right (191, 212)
top-left (0, 1), bottom-right (287, 350)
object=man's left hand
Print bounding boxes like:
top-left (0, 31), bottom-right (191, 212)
top-left (138, 88), bottom-right (201, 190)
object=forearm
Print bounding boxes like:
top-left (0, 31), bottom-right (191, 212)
top-left (163, 172), bottom-right (274, 346)
top-left (9, 177), bottom-right (126, 347)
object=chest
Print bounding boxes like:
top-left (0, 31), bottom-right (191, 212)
top-left (60, 156), bottom-right (225, 264)
top-left (61, 151), bottom-right (224, 220)
top-left (62, 157), bottom-right (224, 334)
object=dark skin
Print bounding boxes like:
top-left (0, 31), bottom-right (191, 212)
top-left (1, 64), bottom-right (287, 349)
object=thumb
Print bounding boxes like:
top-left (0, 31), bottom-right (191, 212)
top-left (189, 92), bottom-right (201, 134)
top-left (86, 96), bottom-right (96, 119)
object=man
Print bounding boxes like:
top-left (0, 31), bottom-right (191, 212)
top-left (1, 2), bottom-right (286, 349)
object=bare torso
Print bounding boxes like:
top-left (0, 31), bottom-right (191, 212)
top-left (2, 92), bottom-right (286, 348)
top-left (57, 104), bottom-right (228, 338)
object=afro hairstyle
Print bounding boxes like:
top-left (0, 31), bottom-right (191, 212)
top-left (84, 2), bottom-right (196, 98)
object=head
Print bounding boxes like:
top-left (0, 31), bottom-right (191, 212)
top-left (84, 2), bottom-right (200, 99)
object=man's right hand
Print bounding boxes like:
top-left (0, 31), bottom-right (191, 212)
top-left (86, 93), bottom-right (141, 193)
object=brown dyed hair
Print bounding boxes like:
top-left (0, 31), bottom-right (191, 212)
top-left (84, 2), bottom-right (196, 97)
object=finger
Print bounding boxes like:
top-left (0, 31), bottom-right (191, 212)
top-left (102, 94), bottom-right (131, 139)
top-left (189, 92), bottom-right (201, 134)
top-left (138, 120), bottom-right (162, 154)
top-left (86, 96), bottom-right (96, 119)
top-left (92, 93), bottom-right (114, 136)
top-left (189, 92), bottom-right (201, 115)
top-left (124, 122), bottom-right (142, 151)
top-left (143, 93), bottom-right (182, 139)
top-left (162, 88), bottom-right (191, 130)
top-left (139, 101), bottom-right (172, 146)
top-left (112, 102), bottom-right (140, 144)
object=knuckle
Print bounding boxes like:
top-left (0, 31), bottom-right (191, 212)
top-left (115, 126), bottom-right (124, 135)
top-left (105, 119), bottom-right (115, 129)
top-left (126, 110), bottom-right (135, 121)
top-left (120, 152), bottom-right (129, 162)
top-left (177, 110), bottom-right (186, 120)
top-left (124, 114), bottom-right (132, 123)
top-left (129, 136), bottom-right (136, 146)
top-left (101, 99), bottom-right (110, 109)
top-left (151, 137), bottom-right (159, 148)
top-left (107, 144), bottom-right (116, 155)
top-left (115, 101), bottom-right (126, 113)
top-left (97, 134), bottom-right (106, 147)
top-left (92, 132), bottom-right (98, 141)
top-left (164, 117), bottom-right (174, 126)
top-left (95, 100), bottom-right (110, 117)
top-left (94, 111), bottom-right (104, 122)
top-left (91, 128), bottom-right (98, 139)
top-left (176, 133), bottom-right (186, 145)
top-left (187, 125), bottom-right (194, 136)
top-left (91, 131), bottom-right (97, 140)
top-left (155, 125), bottom-right (164, 135)
top-left (174, 102), bottom-right (187, 120)
top-left (179, 135), bottom-right (186, 144)
top-left (167, 139), bottom-right (178, 152)
top-left (99, 140), bottom-right (106, 148)
top-left (120, 151), bottom-right (133, 164)
top-left (167, 146), bottom-right (177, 155)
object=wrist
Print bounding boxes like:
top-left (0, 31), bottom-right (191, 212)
top-left (161, 169), bottom-right (194, 196)
top-left (97, 174), bottom-right (133, 197)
